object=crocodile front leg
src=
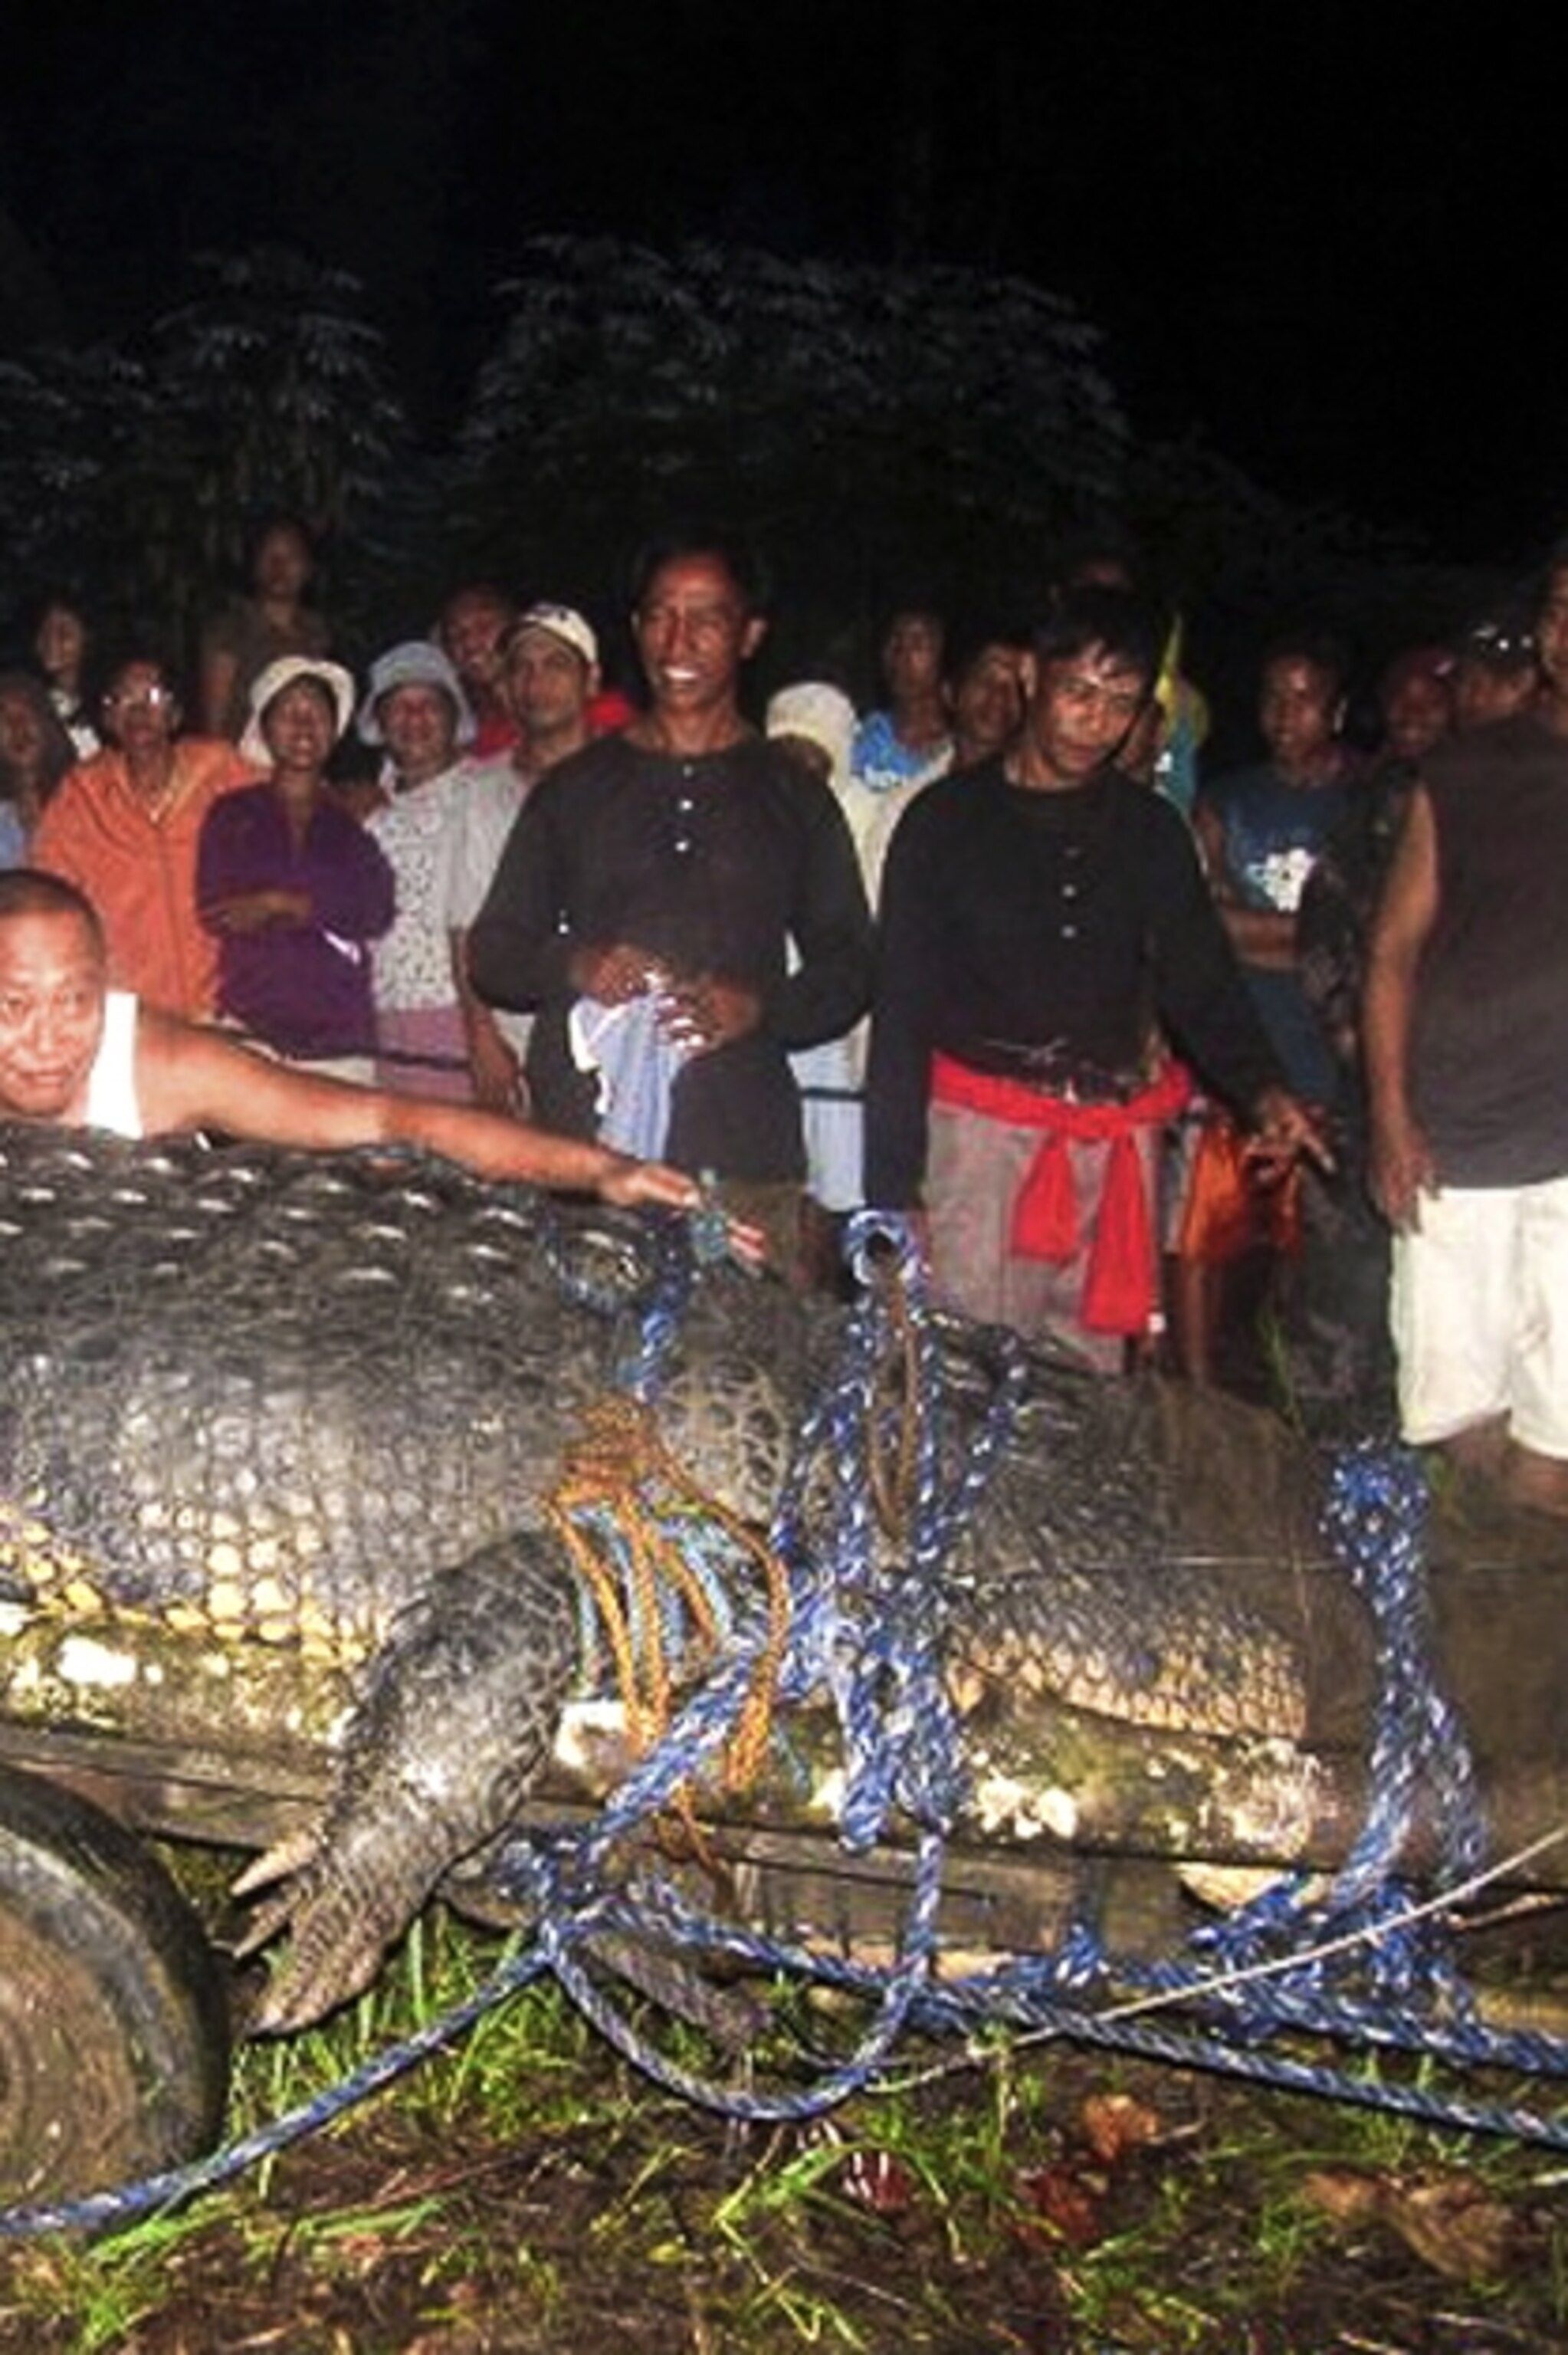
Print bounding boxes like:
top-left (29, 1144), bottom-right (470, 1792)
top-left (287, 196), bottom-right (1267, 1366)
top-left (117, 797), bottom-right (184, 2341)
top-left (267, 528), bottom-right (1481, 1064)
top-left (236, 1528), bottom-right (578, 2033)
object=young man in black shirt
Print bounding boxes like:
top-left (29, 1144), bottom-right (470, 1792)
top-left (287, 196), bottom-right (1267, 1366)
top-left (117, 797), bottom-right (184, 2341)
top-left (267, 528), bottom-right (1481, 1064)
top-left (865, 586), bottom-right (1325, 1368)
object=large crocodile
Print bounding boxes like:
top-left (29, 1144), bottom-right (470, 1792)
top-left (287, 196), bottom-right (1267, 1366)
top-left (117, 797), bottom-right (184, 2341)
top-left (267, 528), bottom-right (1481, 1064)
top-left (0, 1122), bottom-right (1314, 2032)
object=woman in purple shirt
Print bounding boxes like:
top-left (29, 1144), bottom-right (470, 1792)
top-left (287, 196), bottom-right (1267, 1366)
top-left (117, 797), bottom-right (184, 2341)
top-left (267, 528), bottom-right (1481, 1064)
top-left (198, 657), bottom-right (395, 1079)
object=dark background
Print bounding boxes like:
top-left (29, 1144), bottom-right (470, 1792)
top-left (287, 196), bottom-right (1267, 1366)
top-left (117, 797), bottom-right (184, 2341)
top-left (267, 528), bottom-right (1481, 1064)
top-left (0, 2), bottom-right (1550, 568)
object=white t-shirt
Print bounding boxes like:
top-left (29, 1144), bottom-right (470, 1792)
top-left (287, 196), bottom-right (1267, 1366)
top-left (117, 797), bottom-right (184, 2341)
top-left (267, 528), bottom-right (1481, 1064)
top-left (438, 753), bottom-right (535, 1061)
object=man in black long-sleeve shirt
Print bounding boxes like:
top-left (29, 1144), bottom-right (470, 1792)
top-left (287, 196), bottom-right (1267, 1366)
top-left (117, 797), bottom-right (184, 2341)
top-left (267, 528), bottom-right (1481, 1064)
top-left (864, 586), bottom-right (1324, 1365)
top-left (469, 533), bottom-right (871, 1264)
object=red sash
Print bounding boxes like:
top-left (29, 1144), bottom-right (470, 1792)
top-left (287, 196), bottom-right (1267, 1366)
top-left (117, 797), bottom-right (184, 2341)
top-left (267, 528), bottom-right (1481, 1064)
top-left (930, 1053), bottom-right (1192, 1333)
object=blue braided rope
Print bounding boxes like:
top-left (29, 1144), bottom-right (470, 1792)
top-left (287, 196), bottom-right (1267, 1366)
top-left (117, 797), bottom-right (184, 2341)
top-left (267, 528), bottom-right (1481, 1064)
top-left (1324, 1443), bottom-right (1489, 1897)
top-left (1186, 1443), bottom-right (1488, 2013)
top-left (776, 1213), bottom-right (1025, 1849)
top-left (535, 1828), bottom-right (948, 2123)
top-left (566, 1504), bottom-right (750, 1687)
top-left (615, 1206), bottom-right (697, 1398)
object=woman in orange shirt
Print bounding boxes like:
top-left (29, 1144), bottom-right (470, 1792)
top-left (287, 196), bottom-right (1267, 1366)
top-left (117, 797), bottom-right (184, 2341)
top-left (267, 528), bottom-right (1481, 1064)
top-left (31, 652), bottom-right (256, 1020)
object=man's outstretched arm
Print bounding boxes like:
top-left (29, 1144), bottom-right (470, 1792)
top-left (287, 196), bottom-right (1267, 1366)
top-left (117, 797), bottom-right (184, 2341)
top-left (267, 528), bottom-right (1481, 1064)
top-left (133, 1010), bottom-right (700, 1213)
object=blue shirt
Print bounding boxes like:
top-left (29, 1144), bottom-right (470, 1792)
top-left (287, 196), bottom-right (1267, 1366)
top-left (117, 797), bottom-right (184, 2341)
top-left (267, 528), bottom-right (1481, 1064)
top-left (1201, 763), bottom-right (1350, 1102)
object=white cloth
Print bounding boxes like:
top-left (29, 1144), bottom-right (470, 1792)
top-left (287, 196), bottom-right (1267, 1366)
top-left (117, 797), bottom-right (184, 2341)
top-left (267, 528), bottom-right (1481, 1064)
top-left (1391, 1173), bottom-right (1568, 1457)
top-left (568, 993), bottom-right (687, 1161)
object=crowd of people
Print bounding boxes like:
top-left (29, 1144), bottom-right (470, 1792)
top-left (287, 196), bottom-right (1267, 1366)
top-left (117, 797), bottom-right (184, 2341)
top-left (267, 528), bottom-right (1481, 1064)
top-left (2, 516), bottom-right (1563, 1517)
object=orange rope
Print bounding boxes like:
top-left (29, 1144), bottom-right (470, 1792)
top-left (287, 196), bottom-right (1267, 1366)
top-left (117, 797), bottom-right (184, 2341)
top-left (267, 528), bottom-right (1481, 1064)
top-left (865, 1250), bottom-right (922, 1543)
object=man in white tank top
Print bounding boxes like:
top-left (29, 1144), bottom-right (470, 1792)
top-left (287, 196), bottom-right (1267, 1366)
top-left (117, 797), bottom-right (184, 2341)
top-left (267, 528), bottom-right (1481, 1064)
top-left (0, 869), bottom-right (737, 1225)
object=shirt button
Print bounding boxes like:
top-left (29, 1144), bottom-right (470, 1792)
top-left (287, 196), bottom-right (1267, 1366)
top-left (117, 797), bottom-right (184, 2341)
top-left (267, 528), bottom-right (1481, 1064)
top-left (674, 836), bottom-right (693, 855)
top-left (1061, 923), bottom-right (1078, 940)
top-left (1061, 881), bottom-right (1079, 900)
top-left (677, 795), bottom-right (694, 813)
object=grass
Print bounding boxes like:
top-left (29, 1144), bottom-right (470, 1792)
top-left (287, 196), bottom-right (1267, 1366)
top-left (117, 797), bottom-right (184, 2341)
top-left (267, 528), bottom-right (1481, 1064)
top-left (1, 1887), bottom-right (1567, 2351)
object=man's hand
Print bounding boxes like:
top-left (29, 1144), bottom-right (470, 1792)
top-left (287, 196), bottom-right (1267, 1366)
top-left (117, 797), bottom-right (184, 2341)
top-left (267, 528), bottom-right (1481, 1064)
top-left (595, 1154), bottom-right (768, 1264)
top-left (1246, 1083), bottom-right (1336, 1181)
top-left (464, 1011), bottom-right (525, 1115)
top-left (571, 944), bottom-right (668, 1005)
top-left (658, 974), bottom-right (761, 1055)
top-left (1370, 1112), bottom-right (1438, 1231)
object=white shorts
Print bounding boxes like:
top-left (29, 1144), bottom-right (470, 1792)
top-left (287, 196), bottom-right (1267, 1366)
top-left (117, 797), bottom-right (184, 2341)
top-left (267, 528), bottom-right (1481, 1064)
top-left (1390, 1171), bottom-right (1568, 1458)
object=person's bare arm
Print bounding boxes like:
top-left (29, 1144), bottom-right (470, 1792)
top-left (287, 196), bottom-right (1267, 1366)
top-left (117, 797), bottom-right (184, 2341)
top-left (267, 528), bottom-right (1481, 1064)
top-left (1219, 903), bottom-right (1297, 968)
top-left (450, 926), bottom-right (525, 1113)
top-left (1193, 796), bottom-right (1297, 970)
top-left (1364, 785), bottom-right (1440, 1230)
top-left (198, 645), bottom-right (240, 741)
top-left (133, 1011), bottom-right (695, 1212)
top-left (202, 887), bottom-right (313, 934)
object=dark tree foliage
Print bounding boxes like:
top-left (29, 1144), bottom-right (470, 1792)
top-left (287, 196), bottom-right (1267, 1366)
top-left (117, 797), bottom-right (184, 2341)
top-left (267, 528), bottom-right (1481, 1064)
top-left (0, 340), bottom-right (153, 632)
top-left (0, 251), bottom-right (410, 669)
top-left (0, 236), bottom-right (1493, 723)
top-left (451, 238), bottom-right (1129, 649)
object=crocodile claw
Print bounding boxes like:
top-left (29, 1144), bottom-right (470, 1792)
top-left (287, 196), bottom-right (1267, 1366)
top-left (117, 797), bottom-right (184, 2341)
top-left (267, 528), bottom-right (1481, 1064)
top-left (234, 1530), bottom-right (578, 2031)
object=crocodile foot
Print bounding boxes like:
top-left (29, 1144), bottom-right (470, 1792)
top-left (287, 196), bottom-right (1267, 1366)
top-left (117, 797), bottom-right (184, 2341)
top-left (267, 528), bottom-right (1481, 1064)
top-left (232, 1530), bottom-right (578, 2031)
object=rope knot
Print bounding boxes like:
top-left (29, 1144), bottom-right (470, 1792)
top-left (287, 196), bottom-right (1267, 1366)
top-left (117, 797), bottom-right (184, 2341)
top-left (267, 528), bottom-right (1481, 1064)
top-left (546, 1394), bottom-right (790, 1798)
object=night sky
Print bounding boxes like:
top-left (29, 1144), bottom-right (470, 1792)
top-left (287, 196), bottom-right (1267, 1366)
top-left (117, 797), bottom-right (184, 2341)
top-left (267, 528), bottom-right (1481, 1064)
top-left (0, 4), bottom-right (1553, 566)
